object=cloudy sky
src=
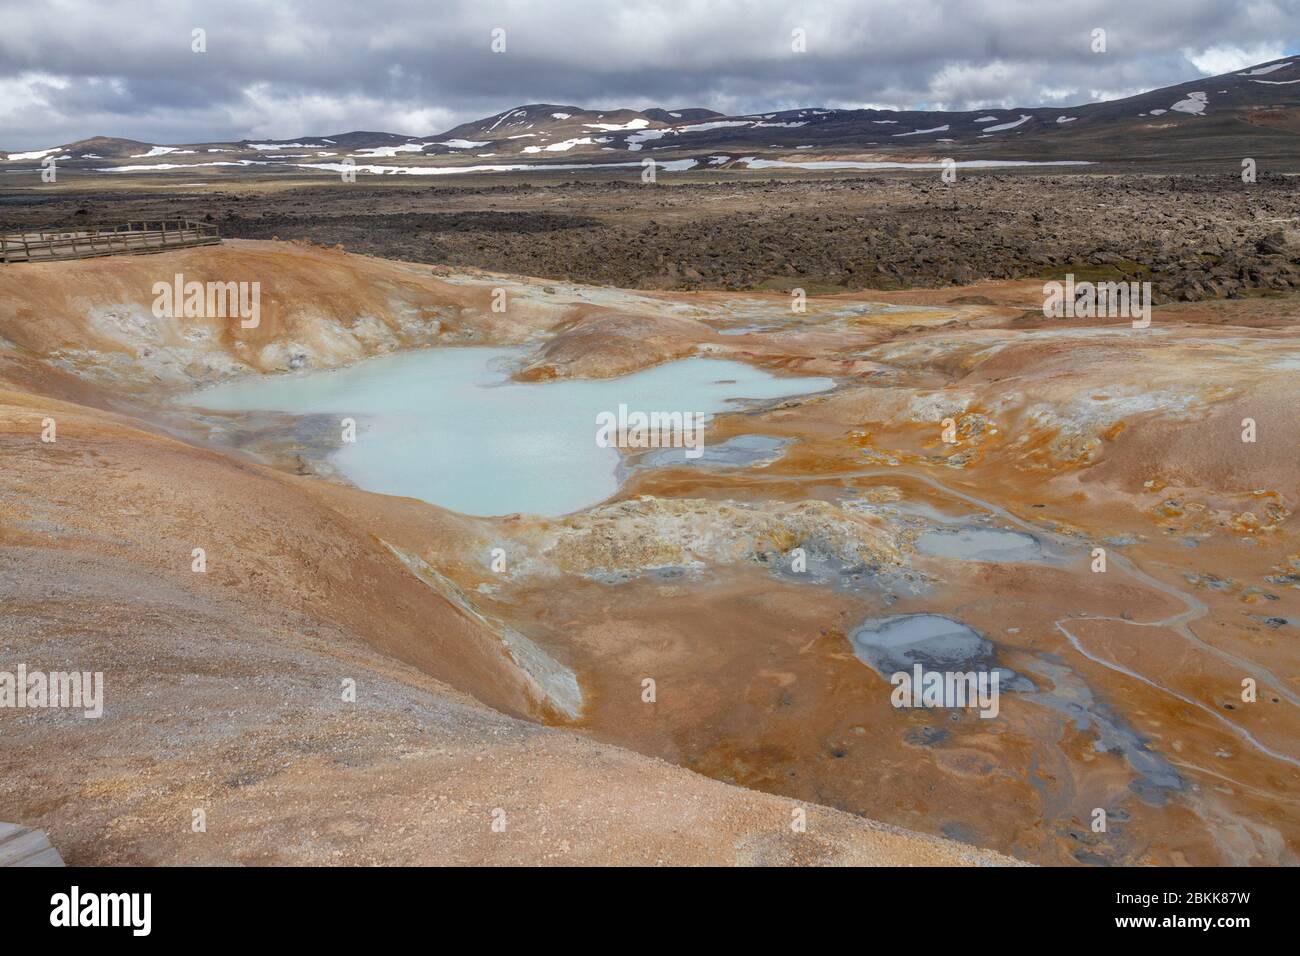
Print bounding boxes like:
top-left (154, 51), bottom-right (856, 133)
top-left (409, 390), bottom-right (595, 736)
top-left (2, 0), bottom-right (1298, 148)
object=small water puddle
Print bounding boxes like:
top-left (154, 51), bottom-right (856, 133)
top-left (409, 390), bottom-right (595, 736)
top-left (914, 526), bottom-right (1043, 562)
top-left (855, 498), bottom-right (1057, 565)
top-left (848, 613), bottom-right (1032, 689)
top-left (849, 613), bottom-right (993, 674)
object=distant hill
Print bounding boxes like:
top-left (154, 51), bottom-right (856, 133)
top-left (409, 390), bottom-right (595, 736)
top-left (4, 56), bottom-right (1298, 175)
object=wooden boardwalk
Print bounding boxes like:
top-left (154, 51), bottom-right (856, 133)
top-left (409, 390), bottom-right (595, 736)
top-left (0, 822), bottom-right (64, 866)
top-left (0, 220), bottom-right (220, 264)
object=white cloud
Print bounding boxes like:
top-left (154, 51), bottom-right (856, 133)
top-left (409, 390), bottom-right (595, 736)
top-left (0, 72), bottom-right (71, 130)
top-left (1183, 43), bottom-right (1286, 76)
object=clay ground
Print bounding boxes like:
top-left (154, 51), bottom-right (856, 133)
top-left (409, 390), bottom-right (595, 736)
top-left (0, 182), bottom-right (1297, 866)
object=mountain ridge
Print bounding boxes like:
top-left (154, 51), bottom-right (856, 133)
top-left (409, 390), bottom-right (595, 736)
top-left (4, 56), bottom-right (1298, 171)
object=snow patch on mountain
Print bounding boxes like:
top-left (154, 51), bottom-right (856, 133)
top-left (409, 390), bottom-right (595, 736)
top-left (523, 136), bottom-right (612, 153)
top-left (1170, 92), bottom-right (1208, 115)
top-left (130, 146), bottom-right (191, 157)
top-left (585, 119), bottom-right (650, 131)
top-left (353, 143), bottom-right (429, 157)
top-left (893, 125), bottom-right (949, 137)
top-left (982, 114), bottom-right (1031, 132)
top-left (5, 147), bottom-right (61, 161)
top-left (1239, 63), bottom-right (1290, 76)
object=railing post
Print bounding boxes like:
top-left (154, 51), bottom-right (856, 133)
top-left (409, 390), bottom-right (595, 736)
top-left (2, 219), bottom-right (222, 264)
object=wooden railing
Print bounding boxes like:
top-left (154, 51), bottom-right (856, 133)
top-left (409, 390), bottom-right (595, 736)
top-left (0, 220), bottom-right (220, 264)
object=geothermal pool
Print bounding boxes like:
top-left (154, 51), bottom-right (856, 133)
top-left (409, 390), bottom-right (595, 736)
top-left (186, 346), bottom-right (833, 516)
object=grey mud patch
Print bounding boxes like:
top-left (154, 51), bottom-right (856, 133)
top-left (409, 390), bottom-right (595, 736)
top-left (855, 617), bottom-right (1183, 808)
top-left (914, 526), bottom-right (1043, 563)
top-left (715, 301), bottom-right (949, 336)
top-left (583, 564), bottom-right (707, 585)
top-left (183, 409), bottom-right (357, 482)
top-left (631, 434), bottom-right (789, 471)
top-left (766, 545), bottom-right (930, 603)
top-left (1023, 656), bottom-right (1185, 806)
top-left (851, 496), bottom-right (1066, 565)
top-left (847, 613), bottom-right (1033, 692)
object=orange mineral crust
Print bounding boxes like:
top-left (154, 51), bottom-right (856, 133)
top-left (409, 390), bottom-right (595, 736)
top-left (1, 241), bottom-right (1295, 865)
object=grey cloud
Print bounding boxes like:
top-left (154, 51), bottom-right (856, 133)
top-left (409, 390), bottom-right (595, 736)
top-left (1, 0), bottom-right (1297, 147)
